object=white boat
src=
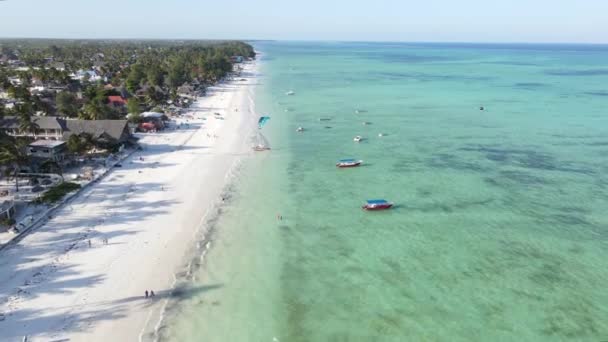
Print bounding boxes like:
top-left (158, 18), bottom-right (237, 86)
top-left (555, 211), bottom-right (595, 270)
top-left (286, 90), bottom-right (295, 96)
top-left (362, 121), bottom-right (371, 125)
top-left (336, 159), bottom-right (363, 168)
top-left (353, 135), bottom-right (363, 142)
top-left (296, 127), bottom-right (304, 132)
top-left (253, 145), bottom-right (271, 151)
top-left (378, 133), bottom-right (385, 137)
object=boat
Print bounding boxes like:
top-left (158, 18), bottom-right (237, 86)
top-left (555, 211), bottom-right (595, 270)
top-left (362, 199), bottom-right (393, 211)
top-left (319, 118), bottom-right (332, 121)
top-left (296, 127), bottom-right (304, 132)
top-left (355, 109), bottom-right (368, 114)
top-left (253, 145), bottom-right (271, 151)
top-left (378, 133), bottom-right (385, 137)
top-left (362, 121), bottom-right (371, 125)
top-left (336, 159), bottom-right (362, 168)
top-left (353, 135), bottom-right (363, 142)
top-left (286, 90), bottom-right (295, 96)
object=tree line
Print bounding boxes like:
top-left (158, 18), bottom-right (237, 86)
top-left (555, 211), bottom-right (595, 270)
top-left (0, 40), bottom-right (256, 121)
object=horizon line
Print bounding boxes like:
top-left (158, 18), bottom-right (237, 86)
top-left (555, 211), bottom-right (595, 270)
top-left (0, 37), bottom-right (607, 46)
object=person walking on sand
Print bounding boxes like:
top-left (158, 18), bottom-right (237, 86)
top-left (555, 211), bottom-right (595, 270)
top-left (145, 290), bottom-right (149, 298)
top-left (88, 239), bottom-right (92, 247)
top-left (150, 290), bottom-right (155, 297)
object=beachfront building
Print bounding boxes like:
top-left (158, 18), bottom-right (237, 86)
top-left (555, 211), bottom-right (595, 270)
top-left (62, 119), bottom-right (132, 147)
top-left (0, 116), bottom-right (65, 140)
top-left (27, 140), bottom-right (67, 162)
top-left (0, 116), bottom-right (132, 147)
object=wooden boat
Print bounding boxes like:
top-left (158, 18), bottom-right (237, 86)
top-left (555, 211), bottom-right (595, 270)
top-left (362, 199), bottom-right (393, 211)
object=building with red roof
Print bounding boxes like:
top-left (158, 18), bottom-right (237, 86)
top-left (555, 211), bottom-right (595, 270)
top-left (108, 95), bottom-right (128, 107)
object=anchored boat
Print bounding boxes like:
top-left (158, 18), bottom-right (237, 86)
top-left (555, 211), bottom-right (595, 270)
top-left (336, 159), bottom-right (362, 168)
top-left (253, 145), bottom-right (271, 151)
top-left (362, 199), bottom-right (393, 211)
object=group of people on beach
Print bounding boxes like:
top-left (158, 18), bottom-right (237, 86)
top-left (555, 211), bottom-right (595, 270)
top-left (144, 290), bottom-right (156, 298)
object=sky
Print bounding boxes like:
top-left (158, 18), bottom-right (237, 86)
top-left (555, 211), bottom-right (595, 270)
top-left (0, 0), bottom-right (607, 43)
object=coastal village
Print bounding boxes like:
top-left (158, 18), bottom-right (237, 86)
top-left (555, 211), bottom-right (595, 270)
top-left (0, 40), bottom-right (255, 245)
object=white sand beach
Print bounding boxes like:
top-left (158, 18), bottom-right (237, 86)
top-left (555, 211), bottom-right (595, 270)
top-left (0, 62), bottom-right (259, 342)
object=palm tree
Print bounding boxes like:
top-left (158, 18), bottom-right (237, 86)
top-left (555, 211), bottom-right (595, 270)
top-left (81, 100), bottom-right (110, 120)
top-left (16, 105), bottom-right (39, 136)
top-left (0, 137), bottom-right (29, 192)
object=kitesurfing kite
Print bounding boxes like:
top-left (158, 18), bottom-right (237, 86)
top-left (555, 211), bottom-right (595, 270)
top-left (258, 116), bottom-right (270, 129)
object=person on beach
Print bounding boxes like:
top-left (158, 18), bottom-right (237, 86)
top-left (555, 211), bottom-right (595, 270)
top-left (88, 240), bottom-right (92, 247)
top-left (145, 290), bottom-right (149, 298)
top-left (150, 290), bottom-right (155, 297)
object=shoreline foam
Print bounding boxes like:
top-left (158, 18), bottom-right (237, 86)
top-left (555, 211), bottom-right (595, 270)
top-left (151, 84), bottom-right (260, 342)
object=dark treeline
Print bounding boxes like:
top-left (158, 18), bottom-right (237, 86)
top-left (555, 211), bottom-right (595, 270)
top-left (0, 39), bottom-right (256, 120)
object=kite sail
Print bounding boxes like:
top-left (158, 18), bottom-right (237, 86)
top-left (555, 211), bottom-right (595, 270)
top-left (258, 116), bottom-right (271, 129)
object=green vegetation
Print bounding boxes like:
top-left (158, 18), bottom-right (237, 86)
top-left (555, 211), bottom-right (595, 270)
top-left (66, 133), bottom-right (93, 154)
top-left (127, 97), bottom-right (141, 115)
top-left (0, 136), bottom-right (30, 192)
top-left (38, 182), bottom-right (81, 204)
top-left (0, 39), bottom-right (255, 193)
top-left (56, 91), bottom-right (79, 117)
top-left (0, 39), bottom-right (255, 118)
top-left (0, 217), bottom-right (16, 227)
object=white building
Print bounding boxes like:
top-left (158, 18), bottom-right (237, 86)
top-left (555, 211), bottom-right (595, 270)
top-left (27, 140), bottom-right (67, 162)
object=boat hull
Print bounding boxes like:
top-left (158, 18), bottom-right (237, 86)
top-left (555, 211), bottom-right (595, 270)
top-left (336, 162), bottom-right (362, 168)
top-left (362, 203), bottom-right (393, 211)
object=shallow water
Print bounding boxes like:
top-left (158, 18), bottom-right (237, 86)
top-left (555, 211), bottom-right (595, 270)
top-left (162, 42), bottom-right (608, 341)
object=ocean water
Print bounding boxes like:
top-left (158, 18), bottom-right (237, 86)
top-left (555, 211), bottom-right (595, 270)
top-left (161, 42), bottom-right (608, 341)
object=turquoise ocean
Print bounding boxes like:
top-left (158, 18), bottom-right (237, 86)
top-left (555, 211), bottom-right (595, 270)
top-left (160, 42), bottom-right (608, 341)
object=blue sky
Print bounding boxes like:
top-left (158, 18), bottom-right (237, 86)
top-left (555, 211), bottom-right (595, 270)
top-left (0, 0), bottom-right (606, 43)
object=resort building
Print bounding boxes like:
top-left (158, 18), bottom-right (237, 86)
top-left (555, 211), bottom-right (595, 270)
top-left (27, 140), bottom-right (66, 162)
top-left (0, 116), bottom-right (65, 140)
top-left (0, 116), bottom-right (132, 147)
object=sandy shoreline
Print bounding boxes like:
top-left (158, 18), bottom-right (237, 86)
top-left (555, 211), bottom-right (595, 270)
top-left (0, 61), bottom-right (259, 342)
